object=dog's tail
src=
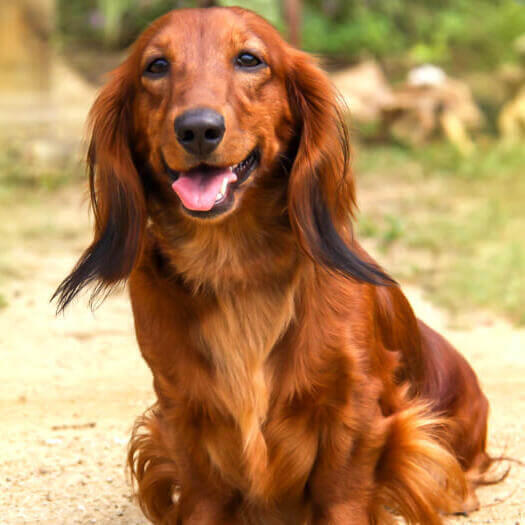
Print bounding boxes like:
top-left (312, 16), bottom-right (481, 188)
top-left (372, 402), bottom-right (467, 525)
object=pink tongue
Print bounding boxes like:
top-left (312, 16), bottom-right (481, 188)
top-left (171, 169), bottom-right (237, 211)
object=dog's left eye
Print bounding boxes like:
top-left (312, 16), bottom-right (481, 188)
top-left (144, 58), bottom-right (170, 77)
top-left (235, 52), bottom-right (264, 69)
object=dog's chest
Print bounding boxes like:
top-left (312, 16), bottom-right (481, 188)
top-left (191, 284), bottom-right (320, 499)
top-left (199, 391), bottom-right (319, 502)
top-left (197, 286), bottom-right (290, 419)
top-left (131, 248), bottom-right (320, 500)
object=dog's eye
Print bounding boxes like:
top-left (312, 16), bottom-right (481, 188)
top-left (235, 52), bottom-right (264, 69)
top-left (145, 58), bottom-right (170, 77)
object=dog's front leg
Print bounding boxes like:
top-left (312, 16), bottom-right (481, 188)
top-left (305, 422), bottom-right (380, 525)
top-left (306, 454), bottom-right (374, 524)
top-left (309, 503), bottom-right (370, 525)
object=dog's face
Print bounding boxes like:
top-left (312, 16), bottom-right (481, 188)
top-left (133, 8), bottom-right (295, 220)
top-left (54, 7), bottom-right (392, 313)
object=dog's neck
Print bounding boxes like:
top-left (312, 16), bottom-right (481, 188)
top-left (146, 206), bottom-right (305, 490)
top-left (150, 199), bottom-right (299, 292)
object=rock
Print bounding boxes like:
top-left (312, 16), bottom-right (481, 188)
top-left (499, 86), bottom-right (525, 142)
top-left (381, 65), bottom-right (484, 154)
top-left (331, 60), bottom-right (395, 123)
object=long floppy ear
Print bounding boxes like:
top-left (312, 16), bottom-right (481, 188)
top-left (53, 67), bottom-right (146, 312)
top-left (287, 50), bottom-right (394, 285)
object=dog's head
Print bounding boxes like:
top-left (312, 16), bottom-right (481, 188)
top-left (54, 7), bottom-right (391, 311)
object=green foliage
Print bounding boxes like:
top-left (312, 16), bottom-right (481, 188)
top-left (57, 0), bottom-right (200, 49)
top-left (96, 0), bottom-right (136, 46)
top-left (0, 143), bottom-right (78, 197)
top-left (300, 0), bottom-right (525, 70)
top-left (379, 214), bottom-right (405, 251)
top-left (302, 1), bottom-right (404, 59)
top-left (220, 0), bottom-right (283, 28)
top-left (56, 0), bottom-right (525, 69)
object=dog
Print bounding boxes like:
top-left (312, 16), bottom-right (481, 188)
top-left (54, 7), bottom-right (494, 524)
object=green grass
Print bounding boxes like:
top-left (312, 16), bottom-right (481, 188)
top-left (0, 144), bottom-right (78, 199)
top-left (1, 138), bottom-right (523, 324)
top-left (355, 142), bottom-right (525, 325)
top-left (0, 141), bottom-right (85, 313)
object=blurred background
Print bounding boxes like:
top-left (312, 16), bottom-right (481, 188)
top-left (2, 0), bottom-right (525, 322)
top-left (0, 1), bottom-right (523, 523)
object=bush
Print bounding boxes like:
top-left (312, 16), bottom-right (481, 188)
top-left (299, 0), bottom-right (525, 70)
top-left (57, 0), bottom-right (199, 49)
top-left (56, 0), bottom-right (525, 71)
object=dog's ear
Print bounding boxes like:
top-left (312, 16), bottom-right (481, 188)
top-left (53, 66), bottom-right (147, 312)
top-left (286, 50), bottom-right (394, 285)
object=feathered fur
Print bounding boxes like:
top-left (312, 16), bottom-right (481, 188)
top-left (55, 7), bottom-right (496, 524)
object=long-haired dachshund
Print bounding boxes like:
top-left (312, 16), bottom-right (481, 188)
top-left (55, 7), bottom-right (495, 524)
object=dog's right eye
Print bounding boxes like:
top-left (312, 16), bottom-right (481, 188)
top-left (144, 58), bottom-right (170, 77)
top-left (235, 52), bottom-right (264, 70)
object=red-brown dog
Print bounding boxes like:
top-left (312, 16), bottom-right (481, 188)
top-left (55, 7), bottom-right (494, 524)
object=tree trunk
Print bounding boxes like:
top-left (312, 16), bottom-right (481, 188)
top-left (283, 0), bottom-right (302, 48)
top-left (0, 0), bottom-right (53, 93)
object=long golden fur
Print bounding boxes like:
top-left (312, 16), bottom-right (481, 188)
top-left (55, 7), bottom-right (495, 524)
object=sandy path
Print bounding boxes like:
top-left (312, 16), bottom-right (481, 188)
top-left (0, 186), bottom-right (523, 524)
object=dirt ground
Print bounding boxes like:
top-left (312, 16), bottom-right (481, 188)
top-left (0, 181), bottom-right (522, 525)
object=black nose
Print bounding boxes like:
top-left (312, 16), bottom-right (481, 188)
top-left (174, 108), bottom-right (225, 156)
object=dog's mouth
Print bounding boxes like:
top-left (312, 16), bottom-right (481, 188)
top-left (163, 148), bottom-right (259, 216)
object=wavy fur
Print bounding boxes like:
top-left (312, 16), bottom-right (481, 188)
top-left (55, 7), bottom-right (499, 524)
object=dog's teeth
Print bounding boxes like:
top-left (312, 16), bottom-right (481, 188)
top-left (215, 192), bottom-right (224, 202)
top-left (220, 178), bottom-right (228, 195)
top-left (231, 151), bottom-right (256, 177)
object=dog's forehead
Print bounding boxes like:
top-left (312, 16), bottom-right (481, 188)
top-left (141, 8), bottom-right (268, 65)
